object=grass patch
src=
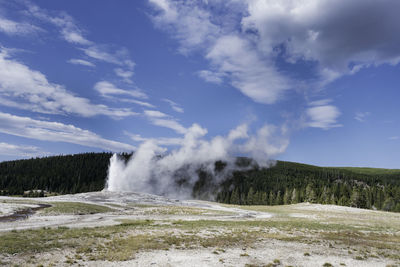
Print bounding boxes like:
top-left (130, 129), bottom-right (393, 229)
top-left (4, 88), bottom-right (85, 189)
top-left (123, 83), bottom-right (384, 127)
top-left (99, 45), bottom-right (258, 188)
top-left (130, 205), bottom-right (234, 216)
top-left (40, 202), bottom-right (114, 215)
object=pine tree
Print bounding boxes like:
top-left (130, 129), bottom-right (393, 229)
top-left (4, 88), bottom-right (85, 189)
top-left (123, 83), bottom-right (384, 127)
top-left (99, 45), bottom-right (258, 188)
top-left (261, 192), bottom-right (268, 205)
top-left (230, 189), bottom-right (240, 205)
top-left (275, 191), bottom-right (283, 205)
top-left (329, 193), bottom-right (336, 205)
top-left (319, 186), bottom-right (329, 204)
top-left (283, 188), bottom-right (291, 205)
top-left (305, 184), bottom-right (317, 203)
top-left (268, 191), bottom-right (275, 205)
top-left (247, 187), bottom-right (255, 205)
top-left (350, 187), bottom-right (361, 208)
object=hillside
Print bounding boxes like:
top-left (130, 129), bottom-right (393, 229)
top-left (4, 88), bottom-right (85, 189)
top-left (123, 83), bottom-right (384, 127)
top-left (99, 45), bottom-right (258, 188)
top-left (0, 153), bottom-right (399, 212)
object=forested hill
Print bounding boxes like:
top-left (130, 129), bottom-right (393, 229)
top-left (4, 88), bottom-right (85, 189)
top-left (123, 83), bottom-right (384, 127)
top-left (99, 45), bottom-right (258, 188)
top-left (0, 153), bottom-right (113, 195)
top-left (0, 153), bottom-right (399, 212)
top-left (216, 160), bottom-right (400, 212)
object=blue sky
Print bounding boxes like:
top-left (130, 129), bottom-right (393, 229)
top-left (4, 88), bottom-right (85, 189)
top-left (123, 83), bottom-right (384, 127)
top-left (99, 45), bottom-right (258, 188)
top-left (0, 0), bottom-right (399, 168)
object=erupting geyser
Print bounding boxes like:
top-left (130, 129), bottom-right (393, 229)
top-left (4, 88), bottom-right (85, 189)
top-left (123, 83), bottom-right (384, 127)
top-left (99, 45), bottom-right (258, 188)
top-left (106, 123), bottom-right (288, 199)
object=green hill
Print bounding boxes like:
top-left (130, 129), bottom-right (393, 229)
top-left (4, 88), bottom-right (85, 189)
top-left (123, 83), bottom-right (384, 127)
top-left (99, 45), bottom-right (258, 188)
top-left (0, 153), bottom-right (399, 212)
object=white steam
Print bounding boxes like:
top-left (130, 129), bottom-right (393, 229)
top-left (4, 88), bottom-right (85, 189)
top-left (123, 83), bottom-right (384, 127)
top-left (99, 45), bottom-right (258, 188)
top-left (106, 123), bottom-right (288, 199)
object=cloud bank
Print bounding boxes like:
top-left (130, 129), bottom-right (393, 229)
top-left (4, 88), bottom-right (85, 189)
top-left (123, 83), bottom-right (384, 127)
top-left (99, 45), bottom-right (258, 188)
top-left (149, 0), bottom-right (400, 125)
top-left (0, 112), bottom-right (135, 151)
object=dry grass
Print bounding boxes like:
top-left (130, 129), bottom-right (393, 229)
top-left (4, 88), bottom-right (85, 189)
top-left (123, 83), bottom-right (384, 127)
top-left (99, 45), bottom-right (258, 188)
top-left (39, 202), bottom-right (114, 215)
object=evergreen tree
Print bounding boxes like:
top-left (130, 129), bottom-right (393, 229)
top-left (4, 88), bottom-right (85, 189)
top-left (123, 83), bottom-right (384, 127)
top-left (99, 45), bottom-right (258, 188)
top-left (275, 191), bottom-right (283, 205)
top-left (268, 191), bottom-right (275, 205)
top-left (230, 189), bottom-right (240, 205)
top-left (283, 188), bottom-right (291, 205)
top-left (247, 187), bottom-right (255, 205)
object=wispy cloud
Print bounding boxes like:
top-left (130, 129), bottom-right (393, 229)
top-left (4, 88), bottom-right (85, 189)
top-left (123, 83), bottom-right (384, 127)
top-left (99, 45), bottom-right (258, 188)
top-left (25, 1), bottom-right (136, 73)
top-left (197, 70), bottom-right (225, 84)
top-left (114, 68), bottom-right (134, 84)
top-left (0, 112), bottom-right (135, 151)
top-left (149, 0), bottom-right (400, 104)
top-left (81, 46), bottom-right (135, 70)
top-left (94, 81), bottom-right (147, 99)
top-left (67, 58), bottom-right (95, 67)
top-left (149, 1), bottom-right (291, 104)
top-left (26, 2), bottom-right (92, 45)
top-left (144, 109), bottom-right (187, 134)
top-left (0, 49), bottom-right (137, 118)
top-left (144, 110), bottom-right (168, 118)
top-left (354, 112), bottom-right (370, 122)
top-left (0, 17), bottom-right (42, 35)
top-left (125, 131), bottom-right (182, 146)
top-left (162, 99), bottom-right (184, 113)
top-left (121, 99), bottom-right (155, 108)
top-left (82, 46), bottom-right (122, 64)
top-left (389, 136), bottom-right (399, 140)
top-left (0, 142), bottom-right (47, 157)
top-left (306, 100), bottom-right (342, 130)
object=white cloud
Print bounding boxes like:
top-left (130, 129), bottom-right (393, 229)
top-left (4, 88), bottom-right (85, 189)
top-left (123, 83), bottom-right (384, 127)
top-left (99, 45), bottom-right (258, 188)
top-left (144, 109), bottom-right (187, 134)
top-left (309, 99), bottom-right (333, 106)
top-left (61, 29), bottom-right (91, 45)
top-left (149, 1), bottom-right (290, 104)
top-left (121, 99), bottom-right (155, 108)
top-left (354, 112), bottom-right (370, 122)
top-left (0, 142), bottom-right (47, 157)
top-left (388, 136), bottom-right (399, 140)
top-left (306, 104), bottom-right (342, 130)
top-left (242, 0), bottom-right (400, 79)
top-left (0, 17), bottom-right (41, 35)
top-left (162, 99), bottom-right (184, 113)
top-left (81, 46), bottom-right (135, 69)
top-left (149, 0), bottom-right (220, 54)
top-left (26, 2), bottom-right (92, 45)
top-left (197, 70), bottom-right (224, 84)
top-left (0, 112), bottom-right (135, 152)
top-left (25, 1), bottom-right (136, 72)
top-left (94, 81), bottom-right (147, 99)
top-left (144, 110), bottom-right (168, 118)
top-left (0, 49), bottom-right (137, 118)
top-left (149, 0), bottom-right (400, 104)
top-left (67, 58), bottom-right (95, 67)
top-left (114, 68), bottom-right (134, 83)
top-left (149, 119), bottom-right (187, 134)
top-left (206, 35), bottom-right (290, 104)
top-left (81, 46), bottom-right (121, 64)
top-left (125, 131), bottom-right (183, 146)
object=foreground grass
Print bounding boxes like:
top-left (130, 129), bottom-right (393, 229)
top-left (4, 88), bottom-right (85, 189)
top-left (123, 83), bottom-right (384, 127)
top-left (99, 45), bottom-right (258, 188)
top-left (128, 204), bottom-right (234, 216)
top-left (1, 202), bottom-right (400, 265)
top-left (39, 202), bottom-right (114, 215)
top-left (1, 215), bottom-right (399, 263)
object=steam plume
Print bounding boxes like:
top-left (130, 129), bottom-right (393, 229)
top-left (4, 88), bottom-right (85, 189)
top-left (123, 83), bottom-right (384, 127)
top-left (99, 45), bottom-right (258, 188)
top-left (106, 123), bottom-right (288, 199)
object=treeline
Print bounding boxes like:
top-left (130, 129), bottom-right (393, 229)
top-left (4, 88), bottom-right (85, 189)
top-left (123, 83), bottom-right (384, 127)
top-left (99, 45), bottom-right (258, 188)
top-left (215, 160), bottom-right (400, 212)
top-left (0, 153), bottom-right (399, 212)
top-left (0, 153), bottom-right (113, 195)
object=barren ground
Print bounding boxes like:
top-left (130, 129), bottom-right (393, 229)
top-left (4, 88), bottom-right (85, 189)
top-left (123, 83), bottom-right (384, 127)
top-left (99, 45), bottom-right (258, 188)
top-left (0, 191), bottom-right (399, 267)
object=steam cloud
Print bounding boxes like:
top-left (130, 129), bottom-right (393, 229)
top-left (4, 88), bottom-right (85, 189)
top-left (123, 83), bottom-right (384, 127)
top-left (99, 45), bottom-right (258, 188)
top-left (106, 123), bottom-right (288, 199)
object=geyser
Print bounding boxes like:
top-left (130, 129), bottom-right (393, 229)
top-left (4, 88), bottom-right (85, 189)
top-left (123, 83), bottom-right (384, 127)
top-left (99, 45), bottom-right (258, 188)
top-left (106, 123), bottom-right (288, 199)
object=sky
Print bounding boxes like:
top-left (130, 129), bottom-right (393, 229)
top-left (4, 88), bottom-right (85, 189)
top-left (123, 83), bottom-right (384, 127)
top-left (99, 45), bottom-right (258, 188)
top-left (0, 0), bottom-right (399, 168)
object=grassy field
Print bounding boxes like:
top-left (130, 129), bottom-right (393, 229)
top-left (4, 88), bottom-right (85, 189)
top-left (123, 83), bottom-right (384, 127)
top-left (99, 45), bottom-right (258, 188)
top-left (1, 201), bottom-right (400, 266)
top-left (39, 202), bottom-right (114, 215)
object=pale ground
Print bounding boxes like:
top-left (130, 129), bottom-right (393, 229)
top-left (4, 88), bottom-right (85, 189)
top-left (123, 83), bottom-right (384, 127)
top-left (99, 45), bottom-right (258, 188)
top-left (0, 191), bottom-right (399, 267)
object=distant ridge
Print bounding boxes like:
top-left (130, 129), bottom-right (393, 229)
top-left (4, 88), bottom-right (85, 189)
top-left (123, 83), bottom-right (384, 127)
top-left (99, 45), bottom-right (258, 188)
top-left (0, 153), bottom-right (399, 212)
